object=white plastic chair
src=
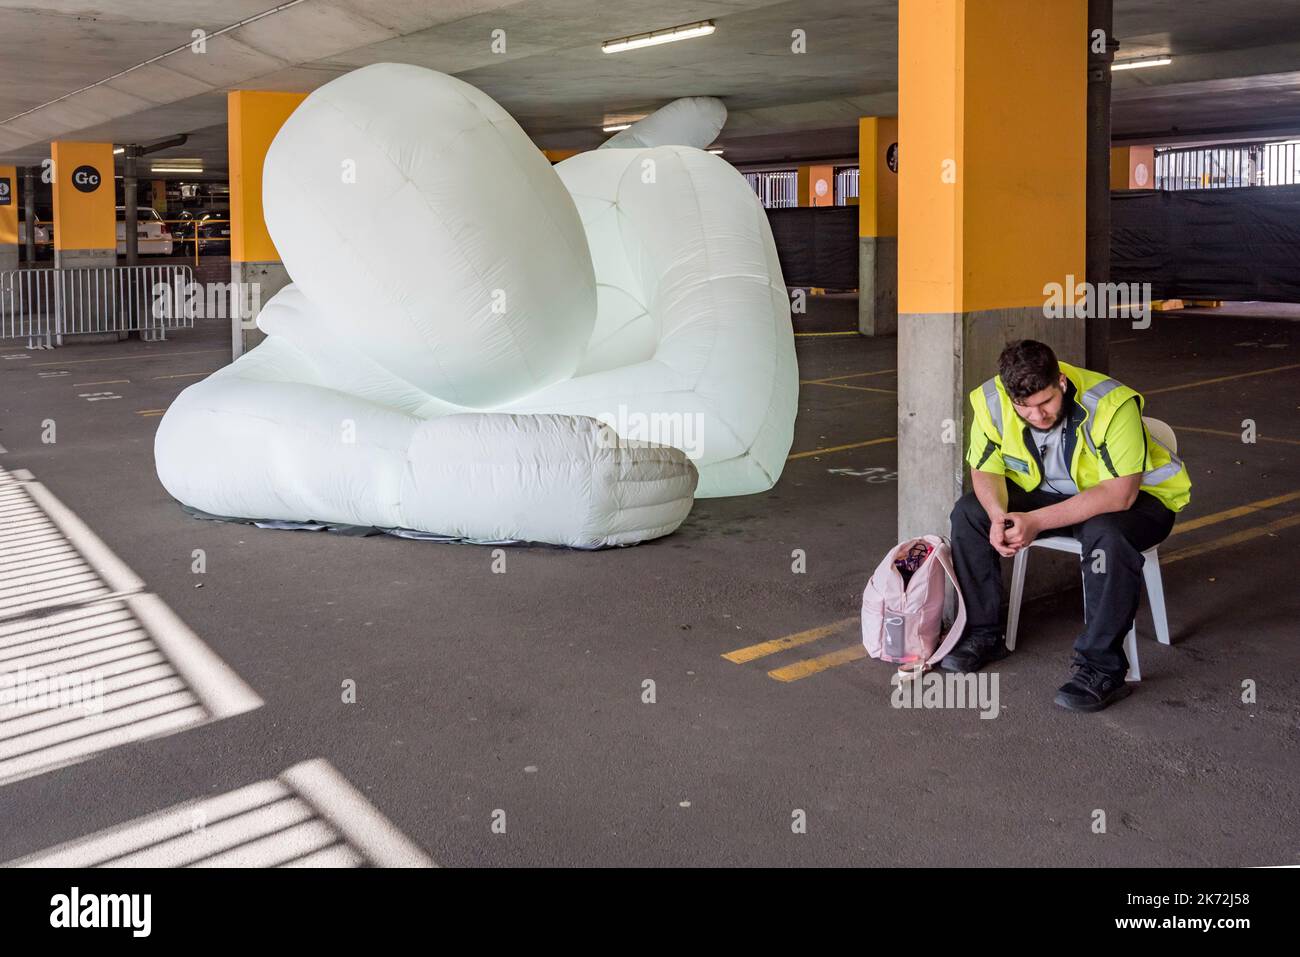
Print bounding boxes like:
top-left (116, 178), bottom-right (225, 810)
top-left (1004, 417), bottom-right (1176, 682)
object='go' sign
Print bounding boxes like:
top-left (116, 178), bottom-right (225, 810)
top-left (71, 165), bottom-right (101, 193)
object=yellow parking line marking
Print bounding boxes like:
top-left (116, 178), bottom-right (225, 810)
top-left (803, 381), bottom-right (896, 394)
top-left (1169, 489), bottom-right (1300, 535)
top-left (722, 617), bottom-right (858, 664)
top-left (1161, 512), bottom-right (1300, 565)
top-left (152, 371), bottom-right (209, 380)
top-left (135, 408), bottom-right (167, 416)
top-left (794, 331), bottom-right (859, 338)
top-left (727, 489), bottom-right (1300, 687)
top-left (71, 379), bottom-right (129, 387)
top-left (31, 349), bottom-right (225, 368)
top-left (769, 644), bottom-right (867, 682)
top-left (1145, 363), bottom-right (1300, 396)
top-left (801, 368), bottom-right (897, 384)
top-left (787, 436), bottom-right (895, 460)
top-left (1169, 425), bottom-right (1300, 447)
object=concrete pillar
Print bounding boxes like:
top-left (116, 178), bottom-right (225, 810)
top-left (1110, 145), bottom-right (1155, 189)
top-left (122, 147), bottom-right (140, 267)
top-left (0, 166), bottom-right (17, 272)
top-left (50, 142), bottom-right (117, 270)
top-left (897, 0), bottom-right (1087, 540)
top-left (858, 117), bottom-right (898, 335)
top-left (48, 143), bottom-right (118, 342)
top-left (22, 167), bottom-right (36, 264)
top-left (228, 90), bottom-right (307, 359)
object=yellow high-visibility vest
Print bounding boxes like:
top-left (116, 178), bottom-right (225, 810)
top-left (967, 361), bottom-right (1191, 512)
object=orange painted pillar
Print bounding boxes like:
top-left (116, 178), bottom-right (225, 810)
top-left (1110, 145), bottom-right (1155, 189)
top-left (897, 0), bottom-right (1087, 537)
top-left (0, 165), bottom-right (17, 270)
top-left (797, 165), bottom-right (834, 207)
top-left (228, 89), bottom-right (307, 357)
top-left (50, 142), bottom-right (117, 269)
top-left (542, 149), bottom-right (580, 164)
top-left (858, 117), bottom-right (898, 334)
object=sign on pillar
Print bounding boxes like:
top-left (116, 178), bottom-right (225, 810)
top-left (49, 142), bottom-right (116, 269)
top-left (228, 90), bottom-right (307, 359)
top-left (858, 117), bottom-right (898, 336)
top-left (0, 165), bottom-right (18, 272)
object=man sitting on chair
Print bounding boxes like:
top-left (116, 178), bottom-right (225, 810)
top-left (943, 339), bottom-right (1191, 712)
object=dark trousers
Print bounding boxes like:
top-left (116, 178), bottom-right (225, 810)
top-left (949, 486), bottom-right (1176, 678)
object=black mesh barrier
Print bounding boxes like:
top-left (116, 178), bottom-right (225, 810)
top-left (764, 207), bottom-right (858, 289)
top-left (1111, 185), bottom-right (1300, 302)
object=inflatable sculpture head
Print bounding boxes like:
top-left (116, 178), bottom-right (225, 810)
top-left (262, 64), bottom-right (597, 408)
top-left (155, 64), bottom-right (798, 548)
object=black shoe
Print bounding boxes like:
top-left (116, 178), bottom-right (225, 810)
top-left (938, 632), bottom-right (1010, 673)
top-left (1054, 666), bottom-right (1132, 712)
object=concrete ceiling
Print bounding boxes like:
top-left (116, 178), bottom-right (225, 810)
top-left (1, 0), bottom-right (1299, 177)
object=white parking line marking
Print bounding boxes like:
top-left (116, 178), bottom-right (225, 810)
top-left (0, 465), bottom-right (261, 785)
top-left (281, 759), bottom-right (434, 867)
top-left (7, 759), bottom-right (433, 868)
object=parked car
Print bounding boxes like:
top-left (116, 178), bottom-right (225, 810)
top-left (173, 209), bottom-right (200, 254)
top-left (17, 219), bottom-right (52, 245)
top-left (195, 209), bottom-right (231, 254)
top-left (17, 208), bottom-right (54, 260)
top-left (115, 206), bottom-right (174, 256)
top-left (173, 209), bottom-right (230, 255)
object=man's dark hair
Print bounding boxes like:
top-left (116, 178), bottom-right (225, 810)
top-left (998, 339), bottom-right (1061, 401)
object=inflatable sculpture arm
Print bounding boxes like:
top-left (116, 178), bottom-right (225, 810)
top-left (600, 97), bottom-right (727, 150)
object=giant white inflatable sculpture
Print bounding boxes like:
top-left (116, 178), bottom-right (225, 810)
top-left (155, 64), bottom-right (798, 547)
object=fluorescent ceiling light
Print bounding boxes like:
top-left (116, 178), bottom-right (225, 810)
top-left (151, 158), bottom-right (203, 172)
top-left (112, 147), bottom-right (124, 154)
top-left (602, 20), bottom-right (715, 54)
top-left (708, 148), bottom-right (724, 155)
top-left (1112, 56), bottom-right (1172, 71)
top-left (603, 123), bottom-right (632, 133)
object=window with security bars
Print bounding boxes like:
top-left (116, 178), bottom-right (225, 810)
top-left (743, 170), bottom-right (798, 208)
top-left (1154, 141), bottom-right (1300, 190)
top-left (834, 166), bottom-right (859, 206)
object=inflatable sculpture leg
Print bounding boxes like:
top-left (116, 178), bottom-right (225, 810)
top-left (156, 365), bottom-right (697, 548)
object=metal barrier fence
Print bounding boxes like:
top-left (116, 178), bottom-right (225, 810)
top-left (0, 265), bottom-right (197, 346)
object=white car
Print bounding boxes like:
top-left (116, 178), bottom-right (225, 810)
top-left (17, 219), bottom-right (52, 246)
top-left (115, 206), bottom-right (174, 256)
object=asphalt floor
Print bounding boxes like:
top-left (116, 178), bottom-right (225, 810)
top-left (0, 297), bottom-right (1297, 866)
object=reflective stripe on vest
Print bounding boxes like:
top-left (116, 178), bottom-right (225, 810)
top-left (1143, 433), bottom-right (1185, 486)
top-left (981, 378), bottom-right (1002, 436)
top-left (1078, 377), bottom-right (1122, 455)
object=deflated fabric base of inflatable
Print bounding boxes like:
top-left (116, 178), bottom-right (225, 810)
top-left (179, 505), bottom-right (634, 550)
top-left (154, 346), bottom-right (699, 550)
